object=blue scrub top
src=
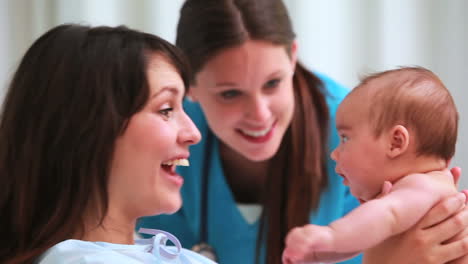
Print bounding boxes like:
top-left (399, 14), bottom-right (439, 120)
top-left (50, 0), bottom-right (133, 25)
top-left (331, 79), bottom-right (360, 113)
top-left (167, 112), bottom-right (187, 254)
top-left (137, 73), bottom-right (361, 264)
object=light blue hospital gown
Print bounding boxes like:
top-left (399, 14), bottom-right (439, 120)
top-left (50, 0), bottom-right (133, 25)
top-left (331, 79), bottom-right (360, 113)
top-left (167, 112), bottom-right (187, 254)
top-left (37, 228), bottom-right (217, 264)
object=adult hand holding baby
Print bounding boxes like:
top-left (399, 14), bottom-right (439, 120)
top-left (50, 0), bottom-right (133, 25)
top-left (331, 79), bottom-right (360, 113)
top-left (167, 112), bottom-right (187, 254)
top-left (364, 167), bottom-right (468, 264)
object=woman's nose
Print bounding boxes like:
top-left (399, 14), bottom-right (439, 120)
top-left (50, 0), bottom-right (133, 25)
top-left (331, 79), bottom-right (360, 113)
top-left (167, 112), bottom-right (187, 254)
top-left (178, 112), bottom-right (201, 146)
top-left (246, 96), bottom-right (270, 123)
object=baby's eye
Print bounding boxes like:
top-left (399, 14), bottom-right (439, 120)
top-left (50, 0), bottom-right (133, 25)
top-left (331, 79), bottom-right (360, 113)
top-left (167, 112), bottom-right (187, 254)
top-left (340, 135), bottom-right (348, 144)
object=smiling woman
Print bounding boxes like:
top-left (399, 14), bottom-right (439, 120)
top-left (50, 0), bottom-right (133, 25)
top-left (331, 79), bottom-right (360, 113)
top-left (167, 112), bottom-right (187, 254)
top-left (136, 1), bottom-right (468, 264)
top-left (0, 24), bottom-right (217, 264)
top-left (108, 53), bottom-right (200, 218)
top-left (190, 40), bottom-right (296, 162)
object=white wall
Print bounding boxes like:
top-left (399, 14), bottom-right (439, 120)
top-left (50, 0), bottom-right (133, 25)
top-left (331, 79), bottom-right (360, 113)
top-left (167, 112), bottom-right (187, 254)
top-left (1, 0), bottom-right (467, 188)
top-left (285, 0), bottom-right (468, 188)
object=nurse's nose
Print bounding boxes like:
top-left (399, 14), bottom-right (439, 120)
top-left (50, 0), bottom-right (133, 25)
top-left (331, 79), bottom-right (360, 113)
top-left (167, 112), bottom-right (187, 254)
top-left (246, 95), bottom-right (271, 123)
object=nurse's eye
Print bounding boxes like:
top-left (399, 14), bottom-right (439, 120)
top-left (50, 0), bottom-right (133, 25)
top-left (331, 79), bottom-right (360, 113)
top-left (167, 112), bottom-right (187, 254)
top-left (264, 78), bottom-right (281, 90)
top-left (340, 135), bottom-right (349, 144)
top-left (220, 90), bottom-right (242, 99)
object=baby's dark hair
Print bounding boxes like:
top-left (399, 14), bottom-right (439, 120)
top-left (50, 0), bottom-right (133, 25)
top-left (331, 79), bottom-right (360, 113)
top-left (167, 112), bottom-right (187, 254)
top-left (353, 66), bottom-right (458, 161)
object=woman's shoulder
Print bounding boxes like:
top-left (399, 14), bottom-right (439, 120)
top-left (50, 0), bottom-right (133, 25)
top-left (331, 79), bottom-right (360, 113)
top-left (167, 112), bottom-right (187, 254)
top-left (37, 240), bottom-right (217, 264)
top-left (306, 71), bottom-right (350, 131)
top-left (37, 240), bottom-right (146, 264)
top-left (314, 71), bottom-right (350, 106)
top-left (179, 248), bottom-right (218, 264)
top-left (38, 234), bottom-right (218, 264)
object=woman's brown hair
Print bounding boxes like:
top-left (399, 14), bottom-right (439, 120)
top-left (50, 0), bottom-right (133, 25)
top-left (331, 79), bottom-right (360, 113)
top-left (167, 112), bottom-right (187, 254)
top-left (0, 24), bottom-right (190, 264)
top-left (176, 0), bottom-right (330, 263)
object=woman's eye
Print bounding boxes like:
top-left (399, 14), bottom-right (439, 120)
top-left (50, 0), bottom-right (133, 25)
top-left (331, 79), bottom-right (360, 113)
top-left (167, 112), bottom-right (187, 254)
top-left (264, 78), bottom-right (281, 89)
top-left (220, 90), bottom-right (241, 99)
top-left (158, 105), bottom-right (173, 119)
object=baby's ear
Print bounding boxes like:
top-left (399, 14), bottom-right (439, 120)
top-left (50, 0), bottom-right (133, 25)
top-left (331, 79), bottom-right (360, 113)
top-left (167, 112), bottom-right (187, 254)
top-left (387, 125), bottom-right (410, 159)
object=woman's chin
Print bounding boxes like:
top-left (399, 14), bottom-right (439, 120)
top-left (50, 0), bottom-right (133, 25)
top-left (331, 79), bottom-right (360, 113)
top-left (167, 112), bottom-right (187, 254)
top-left (244, 147), bottom-right (278, 162)
top-left (163, 198), bottom-right (183, 214)
top-left (142, 199), bottom-right (182, 217)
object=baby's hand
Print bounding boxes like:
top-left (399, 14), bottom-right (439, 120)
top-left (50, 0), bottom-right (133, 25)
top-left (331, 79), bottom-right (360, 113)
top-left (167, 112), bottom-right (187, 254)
top-left (282, 224), bottom-right (334, 264)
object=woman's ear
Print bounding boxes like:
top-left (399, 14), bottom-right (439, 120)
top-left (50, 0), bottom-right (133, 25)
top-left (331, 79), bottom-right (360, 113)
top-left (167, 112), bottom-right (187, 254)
top-left (290, 40), bottom-right (298, 71)
top-left (387, 125), bottom-right (410, 159)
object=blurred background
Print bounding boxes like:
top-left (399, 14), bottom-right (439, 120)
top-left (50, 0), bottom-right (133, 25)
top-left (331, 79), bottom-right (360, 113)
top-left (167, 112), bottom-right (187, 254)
top-left (0, 0), bottom-right (467, 187)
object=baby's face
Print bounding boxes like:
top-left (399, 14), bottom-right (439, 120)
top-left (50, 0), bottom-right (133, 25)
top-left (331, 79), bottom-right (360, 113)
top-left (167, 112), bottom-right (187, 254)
top-left (331, 94), bottom-right (389, 202)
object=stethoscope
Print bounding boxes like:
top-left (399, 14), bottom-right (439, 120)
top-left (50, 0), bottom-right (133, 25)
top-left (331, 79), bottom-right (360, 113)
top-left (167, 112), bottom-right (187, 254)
top-left (190, 131), bottom-right (218, 262)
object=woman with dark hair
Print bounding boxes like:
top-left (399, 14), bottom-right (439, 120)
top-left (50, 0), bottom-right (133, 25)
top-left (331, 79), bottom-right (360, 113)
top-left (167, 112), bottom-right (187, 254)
top-left (0, 24), bottom-right (216, 263)
top-left (137, 0), bottom-right (468, 264)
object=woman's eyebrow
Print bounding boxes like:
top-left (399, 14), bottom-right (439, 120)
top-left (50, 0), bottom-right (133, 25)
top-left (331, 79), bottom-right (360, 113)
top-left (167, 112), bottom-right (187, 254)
top-left (265, 69), bottom-right (284, 79)
top-left (214, 81), bottom-right (237, 88)
top-left (150, 86), bottom-right (180, 99)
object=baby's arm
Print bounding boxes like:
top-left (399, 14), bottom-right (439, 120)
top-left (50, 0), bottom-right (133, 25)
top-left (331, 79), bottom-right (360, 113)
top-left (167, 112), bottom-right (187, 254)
top-left (283, 224), bottom-right (360, 264)
top-left (283, 174), bottom-right (452, 263)
top-left (328, 174), bottom-right (448, 251)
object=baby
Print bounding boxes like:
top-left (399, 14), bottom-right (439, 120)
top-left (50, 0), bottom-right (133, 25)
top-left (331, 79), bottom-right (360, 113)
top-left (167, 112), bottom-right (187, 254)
top-left (282, 66), bottom-right (459, 263)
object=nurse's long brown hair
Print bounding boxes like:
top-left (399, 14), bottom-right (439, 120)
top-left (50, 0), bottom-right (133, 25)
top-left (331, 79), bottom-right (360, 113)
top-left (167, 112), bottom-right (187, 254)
top-left (0, 24), bottom-right (190, 264)
top-left (177, 0), bottom-right (330, 263)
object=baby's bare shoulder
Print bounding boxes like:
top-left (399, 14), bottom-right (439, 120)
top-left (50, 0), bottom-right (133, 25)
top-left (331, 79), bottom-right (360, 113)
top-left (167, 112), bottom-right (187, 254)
top-left (394, 171), bottom-right (456, 195)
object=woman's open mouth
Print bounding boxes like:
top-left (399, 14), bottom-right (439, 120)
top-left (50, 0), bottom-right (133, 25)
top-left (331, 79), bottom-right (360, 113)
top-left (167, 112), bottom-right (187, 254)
top-left (238, 122), bottom-right (276, 143)
top-left (161, 159), bottom-right (189, 175)
top-left (161, 158), bottom-right (189, 186)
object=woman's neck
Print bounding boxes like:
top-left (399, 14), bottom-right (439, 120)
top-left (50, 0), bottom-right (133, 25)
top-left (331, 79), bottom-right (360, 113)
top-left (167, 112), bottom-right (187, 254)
top-left (219, 142), bottom-right (269, 204)
top-left (80, 208), bottom-right (136, 244)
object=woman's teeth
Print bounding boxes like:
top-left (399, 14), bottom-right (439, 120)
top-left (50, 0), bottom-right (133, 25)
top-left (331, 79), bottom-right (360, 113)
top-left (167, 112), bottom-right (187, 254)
top-left (241, 126), bottom-right (271, 137)
top-left (162, 159), bottom-right (189, 166)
